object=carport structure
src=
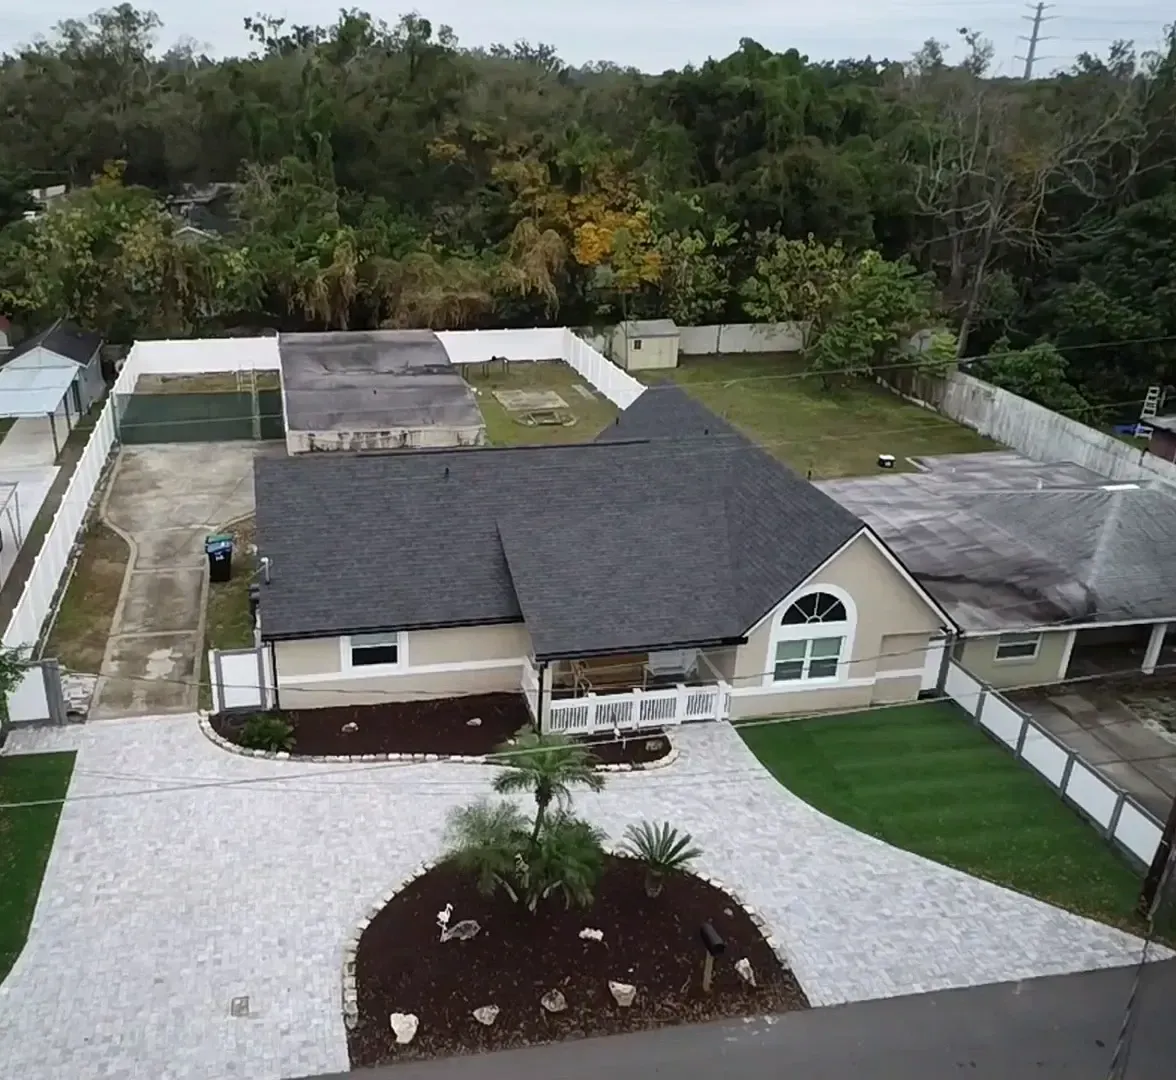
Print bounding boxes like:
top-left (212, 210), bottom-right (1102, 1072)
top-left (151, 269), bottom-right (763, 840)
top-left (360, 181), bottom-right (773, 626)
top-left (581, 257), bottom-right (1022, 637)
top-left (0, 320), bottom-right (104, 457)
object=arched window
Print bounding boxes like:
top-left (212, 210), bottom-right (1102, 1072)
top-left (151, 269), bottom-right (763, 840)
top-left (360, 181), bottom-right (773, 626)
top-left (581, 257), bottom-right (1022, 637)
top-left (768, 589), bottom-right (854, 684)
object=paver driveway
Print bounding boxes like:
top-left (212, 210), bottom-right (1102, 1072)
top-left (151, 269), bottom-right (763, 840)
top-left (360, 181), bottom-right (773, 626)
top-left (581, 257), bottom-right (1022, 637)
top-left (0, 718), bottom-right (1160, 1080)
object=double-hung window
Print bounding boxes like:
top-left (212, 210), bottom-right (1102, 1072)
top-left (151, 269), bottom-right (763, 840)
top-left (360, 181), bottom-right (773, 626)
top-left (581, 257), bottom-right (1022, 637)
top-left (347, 631), bottom-right (403, 669)
top-left (994, 632), bottom-right (1041, 662)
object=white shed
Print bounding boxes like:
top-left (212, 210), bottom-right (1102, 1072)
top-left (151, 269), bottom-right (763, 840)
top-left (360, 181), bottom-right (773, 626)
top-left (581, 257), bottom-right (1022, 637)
top-left (610, 319), bottom-right (680, 371)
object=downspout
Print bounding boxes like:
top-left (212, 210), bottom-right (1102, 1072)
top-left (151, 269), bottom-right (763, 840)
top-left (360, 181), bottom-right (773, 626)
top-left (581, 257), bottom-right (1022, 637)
top-left (536, 660), bottom-right (547, 734)
top-left (269, 640), bottom-right (281, 711)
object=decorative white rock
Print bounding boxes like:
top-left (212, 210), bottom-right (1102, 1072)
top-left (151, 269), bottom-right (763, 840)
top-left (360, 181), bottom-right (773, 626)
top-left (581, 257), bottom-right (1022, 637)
top-left (341, 721), bottom-right (359, 733)
top-left (734, 958), bottom-right (756, 987)
top-left (608, 981), bottom-right (637, 1007)
top-left (472, 1005), bottom-right (499, 1026)
top-left (441, 919), bottom-right (481, 943)
top-left (466, 717), bottom-right (483, 727)
top-left (540, 989), bottom-right (567, 1013)
top-left (578, 927), bottom-right (604, 942)
top-left (389, 1013), bottom-right (419, 1044)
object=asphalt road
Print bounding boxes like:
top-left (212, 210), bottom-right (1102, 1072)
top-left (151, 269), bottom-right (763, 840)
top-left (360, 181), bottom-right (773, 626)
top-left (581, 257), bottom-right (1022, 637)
top-left (303, 958), bottom-right (1176, 1080)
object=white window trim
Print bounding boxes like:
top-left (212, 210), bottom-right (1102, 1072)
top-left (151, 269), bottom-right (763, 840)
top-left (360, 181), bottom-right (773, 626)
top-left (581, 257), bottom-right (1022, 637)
top-left (340, 631), bottom-right (409, 675)
top-left (763, 584), bottom-right (858, 688)
top-left (993, 631), bottom-right (1042, 664)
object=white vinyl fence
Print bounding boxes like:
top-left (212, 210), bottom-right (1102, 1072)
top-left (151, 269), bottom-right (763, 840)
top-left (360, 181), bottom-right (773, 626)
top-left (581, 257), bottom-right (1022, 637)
top-left (942, 661), bottom-right (1164, 865)
top-left (438, 327), bottom-right (646, 409)
top-left (546, 682), bottom-right (730, 736)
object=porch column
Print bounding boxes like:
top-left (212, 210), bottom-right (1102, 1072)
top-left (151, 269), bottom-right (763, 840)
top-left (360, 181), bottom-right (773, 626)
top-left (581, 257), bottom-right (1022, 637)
top-left (1057, 630), bottom-right (1077, 682)
top-left (1143, 622), bottom-right (1168, 675)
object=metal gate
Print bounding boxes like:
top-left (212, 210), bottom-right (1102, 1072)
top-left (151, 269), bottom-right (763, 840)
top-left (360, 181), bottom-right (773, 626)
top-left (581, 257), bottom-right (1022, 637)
top-left (209, 647), bottom-right (273, 714)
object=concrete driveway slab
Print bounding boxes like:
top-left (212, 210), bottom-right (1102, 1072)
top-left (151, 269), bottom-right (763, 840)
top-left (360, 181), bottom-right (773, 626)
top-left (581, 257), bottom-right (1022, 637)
top-left (90, 443), bottom-right (259, 719)
top-left (0, 719), bottom-right (1160, 1080)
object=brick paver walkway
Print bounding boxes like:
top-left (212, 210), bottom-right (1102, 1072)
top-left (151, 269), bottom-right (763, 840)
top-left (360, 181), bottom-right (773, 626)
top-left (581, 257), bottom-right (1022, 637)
top-left (0, 717), bottom-right (1160, 1080)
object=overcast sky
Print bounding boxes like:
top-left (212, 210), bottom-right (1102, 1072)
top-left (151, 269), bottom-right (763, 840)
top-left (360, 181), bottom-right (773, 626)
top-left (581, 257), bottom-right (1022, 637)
top-left (0, 1), bottom-right (1169, 75)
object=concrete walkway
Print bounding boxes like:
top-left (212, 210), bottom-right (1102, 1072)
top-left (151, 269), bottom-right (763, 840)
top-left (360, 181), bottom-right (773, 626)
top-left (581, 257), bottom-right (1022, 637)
top-left (92, 444), bottom-right (258, 718)
top-left (0, 416), bottom-right (59, 469)
top-left (0, 719), bottom-right (1162, 1080)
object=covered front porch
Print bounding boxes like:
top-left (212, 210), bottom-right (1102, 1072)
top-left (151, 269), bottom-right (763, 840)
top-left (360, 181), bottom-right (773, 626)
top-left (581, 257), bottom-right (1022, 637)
top-left (522, 648), bottom-right (733, 735)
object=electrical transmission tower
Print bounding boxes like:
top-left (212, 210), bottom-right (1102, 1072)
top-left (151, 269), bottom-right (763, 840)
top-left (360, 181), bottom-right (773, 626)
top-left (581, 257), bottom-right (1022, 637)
top-left (1016, 2), bottom-right (1055, 79)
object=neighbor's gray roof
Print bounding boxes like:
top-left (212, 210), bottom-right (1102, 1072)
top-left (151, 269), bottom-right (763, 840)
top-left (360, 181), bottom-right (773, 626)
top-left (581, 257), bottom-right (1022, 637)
top-left (256, 385), bottom-right (865, 657)
top-left (620, 319), bottom-right (678, 338)
top-left (818, 451), bottom-right (1176, 631)
top-left (4, 318), bottom-right (101, 366)
top-left (278, 329), bottom-right (483, 435)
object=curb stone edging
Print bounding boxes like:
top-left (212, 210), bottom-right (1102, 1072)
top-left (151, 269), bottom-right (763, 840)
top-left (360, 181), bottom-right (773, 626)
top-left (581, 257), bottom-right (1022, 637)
top-left (196, 712), bottom-right (681, 773)
top-left (339, 855), bottom-right (793, 1034)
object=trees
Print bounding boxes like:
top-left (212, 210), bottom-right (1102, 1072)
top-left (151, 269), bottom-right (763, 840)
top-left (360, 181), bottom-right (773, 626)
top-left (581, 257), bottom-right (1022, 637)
top-left (740, 235), bottom-right (940, 387)
top-left (490, 728), bottom-right (605, 844)
top-left (976, 340), bottom-right (1091, 418)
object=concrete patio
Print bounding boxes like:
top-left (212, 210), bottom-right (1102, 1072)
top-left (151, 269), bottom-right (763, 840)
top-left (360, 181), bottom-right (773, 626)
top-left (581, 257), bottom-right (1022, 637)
top-left (1011, 682), bottom-right (1176, 819)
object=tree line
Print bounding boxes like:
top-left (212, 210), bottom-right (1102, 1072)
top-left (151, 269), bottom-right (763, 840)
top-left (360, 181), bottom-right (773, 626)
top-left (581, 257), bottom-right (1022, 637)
top-left (0, 6), bottom-right (1174, 418)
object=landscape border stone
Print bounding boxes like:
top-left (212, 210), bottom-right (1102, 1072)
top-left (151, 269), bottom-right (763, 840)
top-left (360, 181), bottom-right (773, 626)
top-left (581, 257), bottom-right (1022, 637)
top-left (338, 853), bottom-right (794, 1033)
top-left (196, 712), bottom-right (681, 773)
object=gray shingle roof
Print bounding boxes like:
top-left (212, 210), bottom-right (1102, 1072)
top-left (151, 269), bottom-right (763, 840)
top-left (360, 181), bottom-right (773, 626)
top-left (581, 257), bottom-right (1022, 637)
top-left (255, 385), bottom-right (864, 656)
top-left (3, 318), bottom-right (101, 366)
top-left (819, 452), bottom-right (1176, 630)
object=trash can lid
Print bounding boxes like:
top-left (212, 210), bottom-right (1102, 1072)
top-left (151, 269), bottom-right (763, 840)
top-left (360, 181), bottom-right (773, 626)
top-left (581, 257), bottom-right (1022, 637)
top-left (205, 533), bottom-right (234, 553)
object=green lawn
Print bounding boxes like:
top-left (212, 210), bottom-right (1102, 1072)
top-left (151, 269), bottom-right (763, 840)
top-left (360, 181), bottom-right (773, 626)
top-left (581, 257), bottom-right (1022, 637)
top-left (739, 702), bottom-right (1155, 936)
top-left (0, 752), bottom-right (75, 983)
top-left (199, 516), bottom-right (258, 711)
top-left (645, 354), bottom-right (997, 479)
top-left (465, 360), bottom-right (618, 446)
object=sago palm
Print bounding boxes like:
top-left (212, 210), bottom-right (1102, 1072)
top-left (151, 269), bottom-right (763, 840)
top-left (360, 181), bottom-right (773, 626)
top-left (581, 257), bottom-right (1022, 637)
top-left (490, 727), bottom-right (604, 845)
top-left (621, 820), bottom-right (704, 898)
top-left (442, 798), bottom-right (529, 903)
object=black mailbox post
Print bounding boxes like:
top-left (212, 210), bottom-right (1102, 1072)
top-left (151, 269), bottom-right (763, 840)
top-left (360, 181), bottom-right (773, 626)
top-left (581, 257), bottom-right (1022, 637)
top-left (699, 921), bottom-right (725, 992)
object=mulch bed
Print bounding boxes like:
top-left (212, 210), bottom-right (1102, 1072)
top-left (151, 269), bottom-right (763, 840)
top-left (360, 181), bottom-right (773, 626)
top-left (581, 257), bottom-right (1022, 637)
top-left (210, 692), bottom-right (671, 766)
top-left (348, 855), bottom-right (808, 1067)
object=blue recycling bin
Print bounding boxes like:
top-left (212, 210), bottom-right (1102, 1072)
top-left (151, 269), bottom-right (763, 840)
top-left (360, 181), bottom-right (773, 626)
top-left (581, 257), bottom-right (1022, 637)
top-left (205, 533), bottom-right (234, 583)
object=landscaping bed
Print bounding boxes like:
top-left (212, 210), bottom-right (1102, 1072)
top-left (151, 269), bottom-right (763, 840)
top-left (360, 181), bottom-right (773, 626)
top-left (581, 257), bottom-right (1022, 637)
top-left (209, 692), bottom-right (672, 766)
top-left (347, 855), bottom-right (806, 1066)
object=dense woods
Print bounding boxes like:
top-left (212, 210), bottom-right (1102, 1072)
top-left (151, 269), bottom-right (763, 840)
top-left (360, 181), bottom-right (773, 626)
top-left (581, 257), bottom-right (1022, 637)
top-left (0, 6), bottom-right (1174, 418)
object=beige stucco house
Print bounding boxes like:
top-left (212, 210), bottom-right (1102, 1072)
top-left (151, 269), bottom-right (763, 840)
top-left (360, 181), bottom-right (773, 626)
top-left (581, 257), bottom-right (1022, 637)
top-left (254, 386), bottom-right (952, 728)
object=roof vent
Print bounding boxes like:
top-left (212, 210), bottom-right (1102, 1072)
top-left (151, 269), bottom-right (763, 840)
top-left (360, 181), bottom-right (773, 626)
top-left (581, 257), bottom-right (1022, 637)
top-left (1101, 483), bottom-right (1140, 491)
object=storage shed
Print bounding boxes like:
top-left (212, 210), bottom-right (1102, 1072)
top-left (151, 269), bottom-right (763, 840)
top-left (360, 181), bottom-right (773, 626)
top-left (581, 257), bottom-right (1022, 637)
top-left (278, 330), bottom-right (486, 455)
top-left (610, 319), bottom-right (680, 371)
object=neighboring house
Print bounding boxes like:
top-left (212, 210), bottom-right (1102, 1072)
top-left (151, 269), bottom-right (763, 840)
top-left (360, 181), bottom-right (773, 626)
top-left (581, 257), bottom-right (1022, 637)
top-left (820, 451), bottom-right (1176, 690)
top-left (254, 386), bottom-right (952, 724)
top-left (609, 319), bottom-right (680, 372)
top-left (166, 183), bottom-right (238, 243)
top-left (0, 319), bottom-right (105, 454)
top-left (278, 329), bottom-right (486, 454)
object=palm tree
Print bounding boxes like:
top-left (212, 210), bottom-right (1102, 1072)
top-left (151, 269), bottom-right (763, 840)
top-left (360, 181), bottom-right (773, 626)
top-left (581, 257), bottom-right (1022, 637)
top-left (490, 727), bottom-right (604, 845)
top-left (442, 798), bottom-right (607, 913)
top-left (621, 821), bottom-right (703, 898)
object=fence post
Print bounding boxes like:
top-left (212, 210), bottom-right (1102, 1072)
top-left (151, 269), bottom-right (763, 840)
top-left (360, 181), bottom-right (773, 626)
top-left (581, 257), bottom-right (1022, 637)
top-left (973, 688), bottom-right (987, 721)
top-left (1106, 793), bottom-right (1126, 841)
top-left (586, 692), bottom-right (597, 734)
top-left (1014, 715), bottom-right (1030, 758)
top-left (717, 680), bottom-right (732, 721)
top-left (1059, 754), bottom-right (1076, 795)
top-left (675, 683), bottom-right (687, 721)
top-left (632, 687), bottom-right (643, 726)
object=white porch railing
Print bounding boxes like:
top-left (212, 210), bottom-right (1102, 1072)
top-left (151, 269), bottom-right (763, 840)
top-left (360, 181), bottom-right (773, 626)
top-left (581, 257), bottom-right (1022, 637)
top-left (521, 655), bottom-right (540, 724)
top-left (546, 682), bottom-right (729, 735)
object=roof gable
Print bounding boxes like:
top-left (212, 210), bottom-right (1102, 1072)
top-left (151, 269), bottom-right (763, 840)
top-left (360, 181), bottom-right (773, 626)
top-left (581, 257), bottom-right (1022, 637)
top-left (3, 318), bottom-right (101, 366)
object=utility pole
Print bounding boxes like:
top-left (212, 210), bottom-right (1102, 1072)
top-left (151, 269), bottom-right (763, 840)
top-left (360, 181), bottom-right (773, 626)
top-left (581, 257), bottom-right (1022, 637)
top-left (1016, 2), bottom-right (1055, 80)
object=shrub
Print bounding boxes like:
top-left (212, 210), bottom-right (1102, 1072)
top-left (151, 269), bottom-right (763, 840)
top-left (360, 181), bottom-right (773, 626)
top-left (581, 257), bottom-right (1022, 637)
top-left (621, 820), bottom-right (703, 898)
top-left (238, 713), bottom-right (295, 752)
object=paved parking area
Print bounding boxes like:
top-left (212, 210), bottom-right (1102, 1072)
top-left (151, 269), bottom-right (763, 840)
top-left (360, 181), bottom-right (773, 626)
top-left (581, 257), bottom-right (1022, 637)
top-left (91, 444), bottom-right (259, 719)
top-left (1013, 686), bottom-right (1176, 819)
top-left (0, 719), bottom-right (1159, 1080)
